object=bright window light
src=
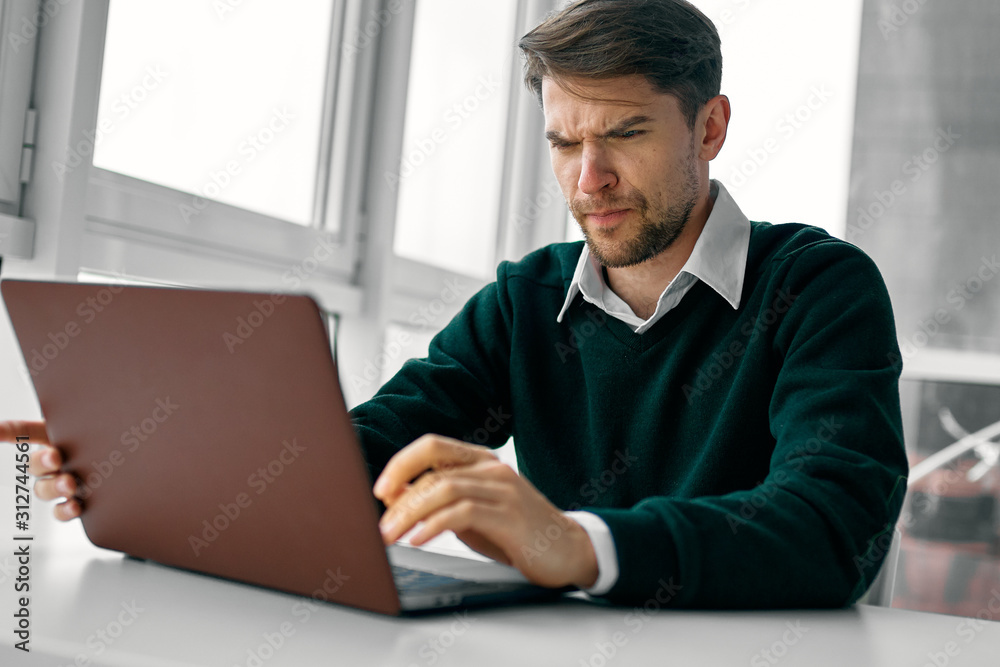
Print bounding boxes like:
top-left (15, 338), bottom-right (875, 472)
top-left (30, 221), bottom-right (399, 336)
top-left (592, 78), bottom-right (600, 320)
top-left (690, 0), bottom-right (864, 239)
top-left (392, 0), bottom-right (518, 279)
top-left (92, 0), bottom-right (334, 227)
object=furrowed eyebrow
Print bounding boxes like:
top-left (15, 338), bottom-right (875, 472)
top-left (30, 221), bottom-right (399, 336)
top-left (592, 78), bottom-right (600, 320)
top-left (545, 115), bottom-right (654, 145)
top-left (602, 115), bottom-right (653, 138)
top-left (545, 130), bottom-right (572, 145)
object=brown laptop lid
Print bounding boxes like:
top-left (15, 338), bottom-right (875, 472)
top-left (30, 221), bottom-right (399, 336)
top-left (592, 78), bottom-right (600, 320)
top-left (2, 279), bottom-right (401, 615)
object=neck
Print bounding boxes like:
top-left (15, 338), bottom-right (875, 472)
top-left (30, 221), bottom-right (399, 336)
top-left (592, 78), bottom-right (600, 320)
top-left (604, 181), bottom-right (715, 320)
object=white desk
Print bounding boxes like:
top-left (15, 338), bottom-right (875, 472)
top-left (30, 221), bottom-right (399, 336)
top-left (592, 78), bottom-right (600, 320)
top-left (2, 522), bottom-right (999, 667)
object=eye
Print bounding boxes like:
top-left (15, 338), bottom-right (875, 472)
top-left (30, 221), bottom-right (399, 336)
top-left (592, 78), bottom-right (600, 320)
top-left (619, 129), bottom-right (644, 140)
top-left (550, 139), bottom-right (578, 151)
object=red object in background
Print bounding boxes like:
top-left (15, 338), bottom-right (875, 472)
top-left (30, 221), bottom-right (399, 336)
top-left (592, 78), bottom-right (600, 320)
top-left (894, 457), bottom-right (1000, 617)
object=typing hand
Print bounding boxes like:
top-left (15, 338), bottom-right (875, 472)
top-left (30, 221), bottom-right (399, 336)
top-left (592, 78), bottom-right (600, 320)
top-left (373, 434), bottom-right (598, 590)
top-left (0, 420), bottom-right (81, 521)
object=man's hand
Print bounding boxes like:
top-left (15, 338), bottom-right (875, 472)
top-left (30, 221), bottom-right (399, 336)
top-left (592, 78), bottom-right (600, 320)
top-left (0, 420), bottom-right (81, 521)
top-left (373, 434), bottom-right (598, 590)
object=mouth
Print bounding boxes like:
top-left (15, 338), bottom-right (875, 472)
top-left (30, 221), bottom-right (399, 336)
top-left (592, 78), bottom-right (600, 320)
top-left (585, 209), bottom-right (631, 226)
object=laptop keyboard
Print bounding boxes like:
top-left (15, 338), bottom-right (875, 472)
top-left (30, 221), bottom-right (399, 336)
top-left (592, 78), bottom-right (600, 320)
top-left (391, 565), bottom-right (476, 593)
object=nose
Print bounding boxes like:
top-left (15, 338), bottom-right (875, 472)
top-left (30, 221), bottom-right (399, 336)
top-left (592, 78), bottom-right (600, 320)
top-left (577, 144), bottom-right (617, 195)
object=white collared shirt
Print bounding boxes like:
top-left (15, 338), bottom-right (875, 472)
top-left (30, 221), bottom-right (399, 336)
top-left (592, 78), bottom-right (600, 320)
top-left (557, 180), bottom-right (751, 333)
top-left (561, 179), bottom-right (752, 595)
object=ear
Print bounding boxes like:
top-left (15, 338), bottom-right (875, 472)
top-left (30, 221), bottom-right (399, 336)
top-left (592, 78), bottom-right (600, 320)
top-left (697, 95), bottom-right (731, 161)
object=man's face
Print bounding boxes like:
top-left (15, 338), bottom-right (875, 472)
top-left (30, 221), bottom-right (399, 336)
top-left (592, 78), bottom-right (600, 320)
top-left (542, 75), bottom-right (703, 268)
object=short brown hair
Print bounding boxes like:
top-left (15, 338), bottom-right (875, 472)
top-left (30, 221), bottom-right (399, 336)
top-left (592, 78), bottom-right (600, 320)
top-left (518, 0), bottom-right (722, 128)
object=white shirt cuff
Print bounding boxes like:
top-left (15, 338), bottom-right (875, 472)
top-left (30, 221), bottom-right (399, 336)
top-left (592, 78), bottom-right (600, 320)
top-left (564, 511), bottom-right (619, 596)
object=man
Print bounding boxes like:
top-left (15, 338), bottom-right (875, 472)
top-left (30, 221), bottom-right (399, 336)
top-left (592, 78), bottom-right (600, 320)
top-left (9, 0), bottom-right (907, 608)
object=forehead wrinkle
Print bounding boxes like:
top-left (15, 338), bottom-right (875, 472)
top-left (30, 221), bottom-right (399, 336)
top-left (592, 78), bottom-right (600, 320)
top-left (546, 112), bottom-right (656, 143)
top-left (542, 77), bottom-right (686, 148)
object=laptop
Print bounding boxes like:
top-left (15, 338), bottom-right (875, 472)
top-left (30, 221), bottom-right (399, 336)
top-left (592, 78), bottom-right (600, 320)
top-left (1, 278), bottom-right (566, 615)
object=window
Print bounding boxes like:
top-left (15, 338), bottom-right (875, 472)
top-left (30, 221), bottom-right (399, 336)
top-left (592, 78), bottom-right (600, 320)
top-left (333, 0), bottom-right (569, 408)
top-left (561, 1), bottom-right (866, 243)
top-left (687, 0), bottom-right (863, 239)
top-left (74, 0), bottom-right (380, 312)
top-left (392, 0), bottom-right (519, 279)
top-left (0, 0), bottom-right (39, 260)
top-left (8, 0), bottom-right (569, 408)
top-left (891, 376), bottom-right (1000, 617)
top-left (93, 0), bottom-right (334, 227)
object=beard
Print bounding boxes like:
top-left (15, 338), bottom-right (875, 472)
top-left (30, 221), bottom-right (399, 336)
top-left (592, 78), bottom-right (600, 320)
top-left (569, 145), bottom-right (701, 269)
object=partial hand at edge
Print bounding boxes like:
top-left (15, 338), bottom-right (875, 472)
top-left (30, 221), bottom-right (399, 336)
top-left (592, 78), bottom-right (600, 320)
top-left (1, 420), bottom-right (81, 521)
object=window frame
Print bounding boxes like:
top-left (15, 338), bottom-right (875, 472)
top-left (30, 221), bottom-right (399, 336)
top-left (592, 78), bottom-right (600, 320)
top-left (376, 0), bottom-right (567, 329)
top-left (2, 0), bottom-right (572, 408)
top-left (331, 0), bottom-right (569, 408)
top-left (0, 0), bottom-right (39, 259)
top-left (63, 0), bottom-right (383, 314)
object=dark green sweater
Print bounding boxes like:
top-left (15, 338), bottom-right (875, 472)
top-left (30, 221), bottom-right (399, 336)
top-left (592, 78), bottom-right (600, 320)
top-left (350, 222), bottom-right (908, 608)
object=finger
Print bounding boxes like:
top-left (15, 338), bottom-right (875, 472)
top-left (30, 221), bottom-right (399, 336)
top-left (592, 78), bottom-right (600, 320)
top-left (0, 421), bottom-right (49, 445)
top-left (409, 499), bottom-right (507, 547)
top-left (33, 473), bottom-right (77, 501)
top-left (373, 434), bottom-right (495, 502)
top-left (54, 497), bottom-right (82, 521)
top-left (28, 446), bottom-right (63, 477)
top-left (380, 471), bottom-right (504, 544)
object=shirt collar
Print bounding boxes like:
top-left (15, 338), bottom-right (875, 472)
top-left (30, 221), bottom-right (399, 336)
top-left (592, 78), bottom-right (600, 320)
top-left (556, 179), bottom-right (751, 324)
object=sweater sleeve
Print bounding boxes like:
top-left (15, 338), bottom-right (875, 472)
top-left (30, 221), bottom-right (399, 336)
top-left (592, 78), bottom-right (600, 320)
top-left (587, 241), bottom-right (909, 608)
top-left (347, 266), bottom-right (514, 486)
